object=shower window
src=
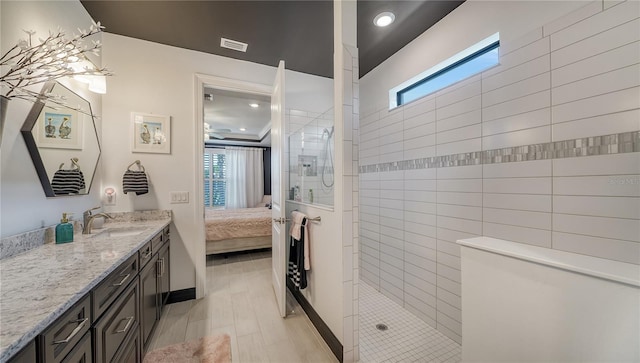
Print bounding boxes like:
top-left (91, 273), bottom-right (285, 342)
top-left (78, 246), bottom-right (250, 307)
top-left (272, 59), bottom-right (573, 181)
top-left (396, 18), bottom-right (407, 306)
top-left (288, 107), bottom-right (334, 207)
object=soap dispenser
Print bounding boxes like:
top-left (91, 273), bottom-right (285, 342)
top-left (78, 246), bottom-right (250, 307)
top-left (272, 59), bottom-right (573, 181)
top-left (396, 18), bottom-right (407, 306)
top-left (56, 213), bottom-right (74, 244)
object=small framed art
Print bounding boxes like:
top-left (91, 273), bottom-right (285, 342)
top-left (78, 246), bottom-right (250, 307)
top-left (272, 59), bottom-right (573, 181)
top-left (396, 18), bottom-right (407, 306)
top-left (131, 112), bottom-right (171, 154)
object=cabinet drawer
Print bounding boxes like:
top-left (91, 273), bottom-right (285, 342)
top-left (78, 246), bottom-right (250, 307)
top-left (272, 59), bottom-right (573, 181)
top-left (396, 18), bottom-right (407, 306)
top-left (61, 331), bottom-right (92, 363)
top-left (7, 340), bottom-right (36, 363)
top-left (92, 254), bottom-right (138, 320)
top-left (163, 226), bottom-right (170, 242)
top-left (112, 327), bottom-right (140, 363)
top-left (94, 280), bottom-right (139, 363)
top-left (138, 241), bottom-right (153, 269)
top-left (150, 233), bottom-right (163, 255)
top-left (41, 295), bottom-right (91, 363)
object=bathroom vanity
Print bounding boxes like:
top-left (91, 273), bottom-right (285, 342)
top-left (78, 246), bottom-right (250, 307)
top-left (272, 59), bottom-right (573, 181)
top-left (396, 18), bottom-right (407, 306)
top-left (0, 217), bottom-right (171, 363)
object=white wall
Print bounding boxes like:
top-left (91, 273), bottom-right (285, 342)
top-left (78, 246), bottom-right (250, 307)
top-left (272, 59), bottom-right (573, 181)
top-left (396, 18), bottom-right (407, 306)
top-left (360, 0), bottom-right (587, 112)
top-left (359, 0), bottom-right (640, 344)
top-left (101, 33), bottom-right (333, 291)
top-left (1, 0), bottom-right (103, 237)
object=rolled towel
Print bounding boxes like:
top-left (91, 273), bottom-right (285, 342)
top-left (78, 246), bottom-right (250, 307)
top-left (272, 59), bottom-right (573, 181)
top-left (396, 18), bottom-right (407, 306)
top-left (289, 211), bottom-right (306, 240)
top-left (122, 170), bottom-right (149, 195)
top-left (52, 169), bottom-right (85, 195)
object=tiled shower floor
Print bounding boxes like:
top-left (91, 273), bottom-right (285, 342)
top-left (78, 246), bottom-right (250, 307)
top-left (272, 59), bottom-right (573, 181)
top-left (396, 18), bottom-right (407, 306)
top-left (359, 282), bottom-right (461, 363)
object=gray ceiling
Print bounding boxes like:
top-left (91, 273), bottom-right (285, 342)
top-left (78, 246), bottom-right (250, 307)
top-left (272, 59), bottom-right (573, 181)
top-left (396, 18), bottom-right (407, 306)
top-left (81, 0), bottom-right (464, 79)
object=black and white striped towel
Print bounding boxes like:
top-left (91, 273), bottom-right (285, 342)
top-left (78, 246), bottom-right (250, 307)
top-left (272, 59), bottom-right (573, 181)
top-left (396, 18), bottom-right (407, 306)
top-left (122, 170), bottom-right (149, 195)
top-left (52, 169), bottom-right (86, 195)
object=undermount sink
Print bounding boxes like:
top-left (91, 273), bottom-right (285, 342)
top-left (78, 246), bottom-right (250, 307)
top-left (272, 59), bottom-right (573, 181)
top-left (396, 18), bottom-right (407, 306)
top-left (93, 227), bottom-right (147, 238)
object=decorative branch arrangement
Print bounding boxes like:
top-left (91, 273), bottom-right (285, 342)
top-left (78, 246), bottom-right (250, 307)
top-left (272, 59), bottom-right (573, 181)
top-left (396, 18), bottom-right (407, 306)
top-left (0, 21), bottom-right (113, 115)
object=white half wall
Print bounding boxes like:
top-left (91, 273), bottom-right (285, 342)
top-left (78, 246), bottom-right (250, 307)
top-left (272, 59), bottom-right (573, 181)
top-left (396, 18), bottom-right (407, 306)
top-left (101, 33), bottom-right (333, 291)
top-left (1, 0), bottom-right (103, 238)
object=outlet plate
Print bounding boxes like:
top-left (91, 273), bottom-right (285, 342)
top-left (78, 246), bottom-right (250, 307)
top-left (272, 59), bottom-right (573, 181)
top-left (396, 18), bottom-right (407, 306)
top-left (170, 191), bottom-right (189, 204)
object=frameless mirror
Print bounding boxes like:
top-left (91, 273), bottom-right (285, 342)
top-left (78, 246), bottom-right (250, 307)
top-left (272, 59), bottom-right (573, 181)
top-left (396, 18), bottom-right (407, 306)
top-left (21, 81), bottom-right (101, 197)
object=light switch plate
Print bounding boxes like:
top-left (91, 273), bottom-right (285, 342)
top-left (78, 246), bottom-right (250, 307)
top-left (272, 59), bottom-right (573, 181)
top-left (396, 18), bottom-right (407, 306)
top-left (170, 191), bottom-right (189, 204)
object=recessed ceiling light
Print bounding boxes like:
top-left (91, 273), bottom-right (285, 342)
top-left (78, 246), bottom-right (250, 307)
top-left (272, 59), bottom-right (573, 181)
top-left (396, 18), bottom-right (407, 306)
top-left (374, 12), bottom-right (395, 27)
top-left (249, 103), bottom-right (259, 108)
top-left (239, 128), bottom-right (246, 131)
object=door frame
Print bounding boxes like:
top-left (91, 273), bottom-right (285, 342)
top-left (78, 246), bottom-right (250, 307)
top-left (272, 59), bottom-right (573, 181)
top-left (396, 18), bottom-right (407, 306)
top-left (193, 73), bottom-right (273, 299)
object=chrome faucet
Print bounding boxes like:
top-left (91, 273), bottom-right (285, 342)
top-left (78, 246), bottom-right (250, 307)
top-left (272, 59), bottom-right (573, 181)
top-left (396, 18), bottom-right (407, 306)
top-left (82, 206), bottom-right (114, 234)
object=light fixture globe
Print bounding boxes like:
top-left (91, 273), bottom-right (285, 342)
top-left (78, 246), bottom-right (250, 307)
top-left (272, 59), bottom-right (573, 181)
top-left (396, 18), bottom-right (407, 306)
top-left (374, 12), bottom-right (395, 27)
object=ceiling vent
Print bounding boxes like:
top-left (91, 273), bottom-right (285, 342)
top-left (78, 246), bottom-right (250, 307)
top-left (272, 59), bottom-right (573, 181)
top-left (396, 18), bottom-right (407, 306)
top-left (220, 38), bottom-right (248, 52)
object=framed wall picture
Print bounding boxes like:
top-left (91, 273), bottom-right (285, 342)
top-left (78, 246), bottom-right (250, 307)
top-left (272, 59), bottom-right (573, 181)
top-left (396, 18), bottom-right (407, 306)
top-left (35, 109), bottom-right (84, 149)
top-left (131, 112), bottom-right (171, 154)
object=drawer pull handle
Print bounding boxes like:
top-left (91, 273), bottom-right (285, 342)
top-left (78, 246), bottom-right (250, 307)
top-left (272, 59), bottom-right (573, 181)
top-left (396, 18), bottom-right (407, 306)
top-left (156, 260), bottom-right (162, 278)
top-left (143, 249), bottom-right (152, 260)
top-left (53, 318), bottom-right (88, 345)
top-left (114, 316), bottom-right (135, 334)
top-left (111, 273), bottom-right (131, 287)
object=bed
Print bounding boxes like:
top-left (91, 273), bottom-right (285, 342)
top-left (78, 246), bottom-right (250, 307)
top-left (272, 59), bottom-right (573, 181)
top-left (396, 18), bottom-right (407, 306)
top-left (205, 197), bottom-right (272, 254)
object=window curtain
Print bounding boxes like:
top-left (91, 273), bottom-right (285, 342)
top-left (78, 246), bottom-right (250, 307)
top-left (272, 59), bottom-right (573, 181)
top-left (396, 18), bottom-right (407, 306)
top-left (225, 146), bottom-right (264, 209)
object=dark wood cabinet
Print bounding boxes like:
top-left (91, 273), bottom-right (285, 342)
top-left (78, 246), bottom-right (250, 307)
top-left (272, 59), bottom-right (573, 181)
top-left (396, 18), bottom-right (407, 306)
top-left (8, 225), bottom-right (170, 363)
top-left (7, 340), bottom-right (36, 363)
top-left (139, 253), bottom-right (159, 351)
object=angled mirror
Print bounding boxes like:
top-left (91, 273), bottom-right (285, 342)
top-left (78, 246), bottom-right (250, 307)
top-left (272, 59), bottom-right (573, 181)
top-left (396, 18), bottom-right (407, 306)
top-left (21, 81), bottom-right (101, 197)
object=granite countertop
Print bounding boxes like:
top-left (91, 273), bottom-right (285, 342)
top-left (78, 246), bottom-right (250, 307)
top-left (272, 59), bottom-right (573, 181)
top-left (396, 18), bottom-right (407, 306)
top-left (0, 217), bottom-right (171, 362)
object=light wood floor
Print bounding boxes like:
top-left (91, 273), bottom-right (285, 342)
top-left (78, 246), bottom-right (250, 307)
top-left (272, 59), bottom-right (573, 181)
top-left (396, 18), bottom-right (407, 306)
top-left (147, 249), bottom-right (339, 363)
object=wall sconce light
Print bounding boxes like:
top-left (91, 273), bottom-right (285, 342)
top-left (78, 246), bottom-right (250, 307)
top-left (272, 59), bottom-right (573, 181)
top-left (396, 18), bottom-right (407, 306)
top-left (104, 187), bottom-right (116, 205)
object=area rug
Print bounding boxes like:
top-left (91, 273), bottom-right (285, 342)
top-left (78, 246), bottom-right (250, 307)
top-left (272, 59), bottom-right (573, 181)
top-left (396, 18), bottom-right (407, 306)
top-left (143, 334), bottom-right (231, 363)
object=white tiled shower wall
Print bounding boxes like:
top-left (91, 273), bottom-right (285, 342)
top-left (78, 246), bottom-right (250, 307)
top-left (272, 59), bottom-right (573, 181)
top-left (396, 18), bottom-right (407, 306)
top-left (358, 1), bottom-right (640, 344)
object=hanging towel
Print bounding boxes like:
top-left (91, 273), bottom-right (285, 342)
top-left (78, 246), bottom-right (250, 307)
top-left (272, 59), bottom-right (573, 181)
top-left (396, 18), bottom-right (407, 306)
top-left (122, 170), bottom-right (149, 195)
top-left (288, 217), bottom-right (308, 290)
top-left (289, 211), bottom-right (310, 270)
top-left (51, 169), bottom-right (86, 195)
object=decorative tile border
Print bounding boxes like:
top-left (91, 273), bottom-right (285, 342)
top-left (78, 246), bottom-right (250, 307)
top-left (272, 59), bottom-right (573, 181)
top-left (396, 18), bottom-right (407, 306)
top-left (359, 131), bottom-right (640, 174)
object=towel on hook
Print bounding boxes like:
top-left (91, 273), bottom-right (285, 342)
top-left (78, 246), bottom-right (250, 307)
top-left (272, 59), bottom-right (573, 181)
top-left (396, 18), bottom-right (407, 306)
top-left (289, 211), bottom-right (310, 270)
top-left (51, 169), bottom-right (85, 195)
top-left (122, 170), bottom-right (149, 195)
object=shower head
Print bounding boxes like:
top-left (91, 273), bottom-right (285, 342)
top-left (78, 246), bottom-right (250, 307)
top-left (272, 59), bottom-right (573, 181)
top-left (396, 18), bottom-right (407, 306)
top-left (323, 126), bottom-right (335, 138)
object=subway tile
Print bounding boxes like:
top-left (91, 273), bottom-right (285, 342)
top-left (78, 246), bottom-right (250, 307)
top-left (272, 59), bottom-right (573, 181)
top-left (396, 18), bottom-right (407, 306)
top-left (404, 211), bottom-right (436, 226)
top-left (404, 145), bottom-right (437, 159)
top-left (552, 109), bottom-right (640, 141)
top-left (380, 151), bottom-right (404, 163)
top-left (404, 168), bottom-right (437, 180)
top-left (551, 86), bottom-right (640, 124)
top-left (436, 95), bottom-right (481, 120)
top-left (436, 192), bottom-right (483, 207)
top-left (404, 231), bottom-right (437, 250)
top-left (437, 300), bottom-right (462, 324)
top-left (404, 221), bottom-right (437, 238)
top-left (484, 37), bottom-right (550, 78)
top-left (604, 0), bottom-right (626, 10)
top-left (380, 179), bottom-right (404, 190)
top-left (483, 159), bottom-right (552, 178)
top-left (436, 80), bottom-right (481, 108)
top-left (550, 0), bottom-right (639, 51)
top-left (553, 213), bottom-right (640, 242)
top-left (379, 107), bottom-right (403, 125)
top-left (436, 74), bottom-right (482, 96)
top-left (404, 191), bottom-right (437, 203)
top-left (437, 179), bottom-right (483, 193)
top-left (437, 227), bottom-right (479, 245)
top-left (552, 65), bottom-right (640, 106)
top-left (543, 1), bottom-right (603, 36)
top-left (405, 240), bottom-right (437, 261)
top-left (380, 216), bottom-right (404, 230)
top-left (483, 108), bottom-right (550, 137)
top-left (380, 243), bottom-right (403, 261)
top-left (403, 95), bottom-right (436, 119)
top-left (437, 275), bottom-right (461, 297)
top-left (482, 90), bottom-right (550, 122)
top-left (483, 177), bottom-right (552, 195)
top-left (436, 263), bottom-right (461, 284)
top-left (437, 124), bottom-right (482, 144)
top-left (438, 323), bottom-right (462, 345)
top-left (437, 251), bottom-right (461, 270)
top-left (552, 41), bottom-right (640, 88)
top-left (552, 231), bottom-right (640, 264)
top-left (483, 207), bottom-right (552, 230)
top-left (406, 260), bottom-right (437, 281)
top-left (482, 125), bottom-right (550, 150)
top-left (404, 302), bottom-right (437, 328)
top-left (437, 288), bottom-right (461, 310)
top-left (483, 193), bottom-right (552, 212)
top-left (404, 179), bottom-right (437, 191)
top-left (553, 153), bottom-right (640, 176)
top-left (483, 222), bottom-right (552, 247)
top-left (404, 279), bottom-right (437, 306)
top-left (553, 195), bottom-right (640, 219)
top-left (437, 216), bottom-right (483, 235)
top-left (437, 311), bottom-right (462, 336)
top-left (437, 165), bottom-right (482, 179)
top-left (482, 57), bottom-right (550, 94)
top-left (404, 201), bottom-right (437, 215)
top-left (406, 253), bottom-right (436, 273)
top-left (437, 204), bottom-right (483, 221)
top-left (436, 138), bottom-right (482, 157)
top-left (404, 134), bottom-right (436, 149)
top-left (551, 18), bottom-right (640, 69)
top-left (437, 239), bottom-right (461, 259)
top-left (380, 281), bottom-right (404, 305)
top-left (380, 259), bottom-right (403, 279)
top-left (500, 27), bottom-right (544, 56)
top-left (404, 110), bottom-right (436, 130)
top-left (437, 109), bottom-right (482, 133)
